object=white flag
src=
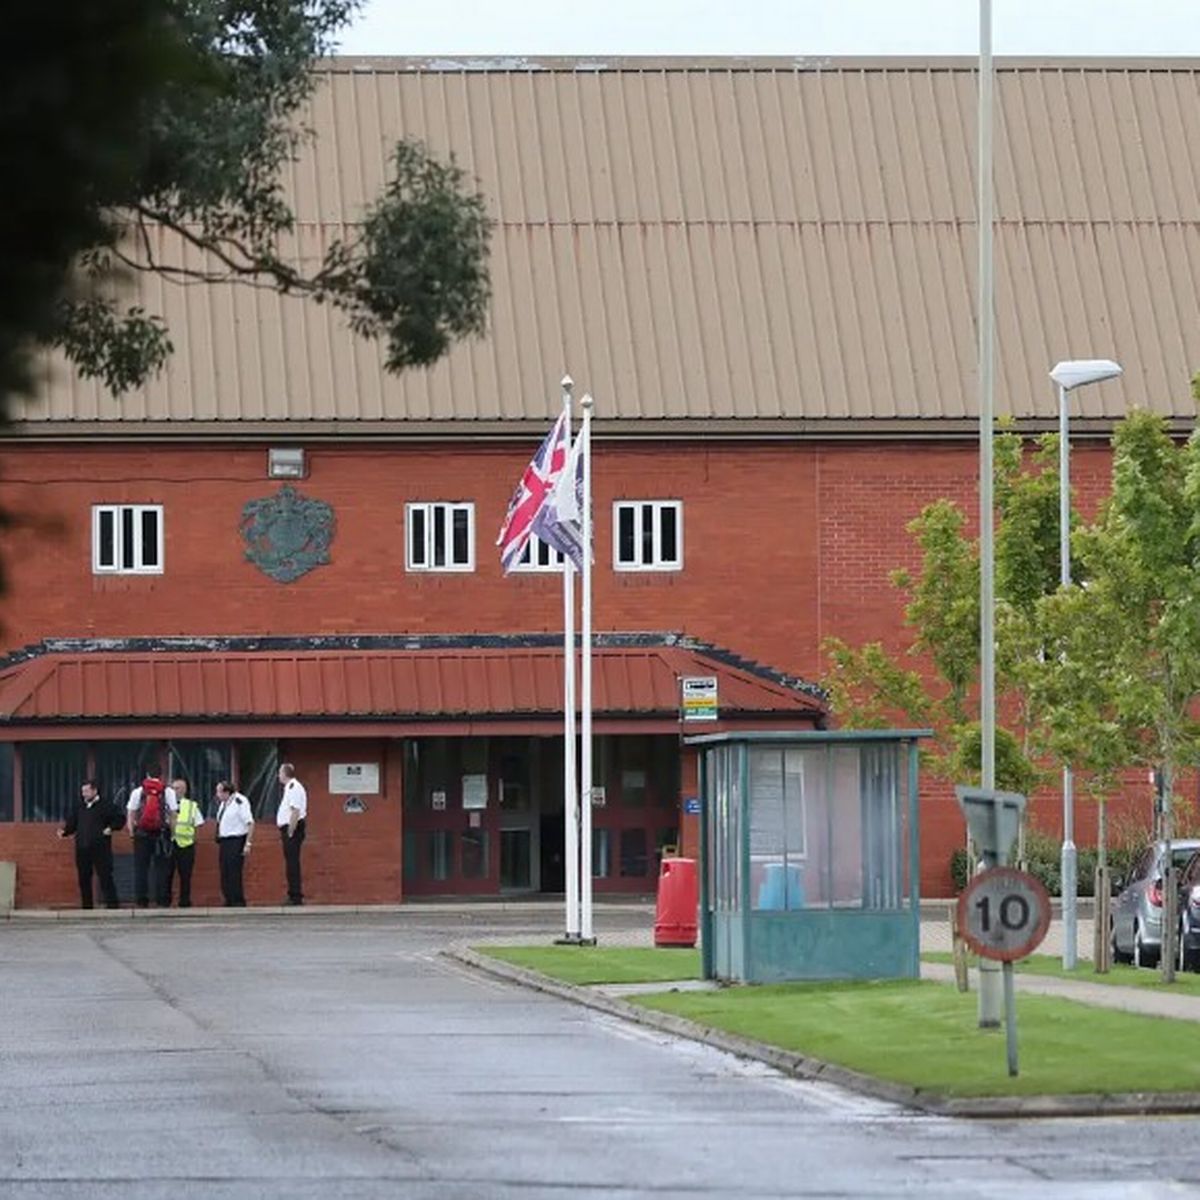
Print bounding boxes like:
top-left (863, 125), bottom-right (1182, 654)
top-left (532, 432), bottom-right (585, 571)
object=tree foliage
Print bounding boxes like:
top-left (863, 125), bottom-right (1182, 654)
top-left (4, 1), bottom-right (492, 403)
top-left (823, 427), bottom-right (1059, 797)
top-left (1, 3), bottom-right (182, 403)
top-left (1034, 410), bottom-right (1200, 807)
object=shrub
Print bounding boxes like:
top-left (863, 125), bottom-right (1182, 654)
top-left (946, 824), bottom-right (1146, 896)
top-left (950, 848), bottom-right (970, 893)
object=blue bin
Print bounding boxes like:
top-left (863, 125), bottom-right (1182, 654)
top-left (755, 862), bottom-right (806, 910)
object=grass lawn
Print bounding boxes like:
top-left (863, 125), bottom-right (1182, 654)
top-left (633, 979), bottom-right (1200, 1097)
top-left (924, 951), bottom-right (1200, 995)
top-left (477, 945), bottom-right (701, 985)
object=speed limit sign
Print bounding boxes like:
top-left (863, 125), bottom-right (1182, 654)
top-left (957, 867), bottom-right (1051, 962)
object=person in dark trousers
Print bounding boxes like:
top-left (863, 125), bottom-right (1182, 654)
top-left (125, 776), bottom-right (178, 907)
top-left (276, 762), bottom-right (308, 905)
top-left (166, 777), bottom-right (205, 908)
top-left (58, 780), bottom-right (122, 909)
top-left (214, 781), bottom-right (254, 907)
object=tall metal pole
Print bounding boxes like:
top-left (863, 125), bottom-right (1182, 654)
top-left (579, 394), bottom-right (595, 944)
top-left (1058, 383), bottom-right (1077, 970)
top-left (562, 377), bottom-right (580, 941)
top-left (977, 0), bottom-right (1003, 1028)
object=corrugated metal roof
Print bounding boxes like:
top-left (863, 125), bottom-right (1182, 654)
top-left (24, 57), bottom-right (1200, 430)
top-left (0, 645), bottom-right (824, 723)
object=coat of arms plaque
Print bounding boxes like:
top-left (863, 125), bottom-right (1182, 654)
top-left (240, 485), bottom-right (335, 583)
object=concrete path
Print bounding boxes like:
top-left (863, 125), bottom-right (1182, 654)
top-left (921, 960), bottom-right (1200, 1022)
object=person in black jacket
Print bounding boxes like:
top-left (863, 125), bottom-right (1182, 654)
top-left (58, 779), bottom-right (122, 909)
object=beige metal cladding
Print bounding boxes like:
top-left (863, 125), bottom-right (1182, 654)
top-left (25, 58), bottom-right (1200, 430)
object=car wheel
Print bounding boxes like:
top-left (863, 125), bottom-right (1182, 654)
top-left (1183, 925), bottom-right (1198, 973)
top-left (1111, 918), bottom-right (1132, 965)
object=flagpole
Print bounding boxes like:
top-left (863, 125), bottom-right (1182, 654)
top-left (580, 393), bottom-right (595, 944)
top-left (561, 377), bottom-right (580, 941)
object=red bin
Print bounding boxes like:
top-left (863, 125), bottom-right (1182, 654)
top-left (654, 856), bottom-right (698, 948)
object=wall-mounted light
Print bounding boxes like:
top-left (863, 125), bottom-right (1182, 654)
top-left (268, 448), bottom-right (306, 479)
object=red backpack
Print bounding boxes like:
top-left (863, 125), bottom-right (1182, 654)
top-left (136, 777), bottom-right (167, 833)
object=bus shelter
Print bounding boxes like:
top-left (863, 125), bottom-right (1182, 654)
top-left (690, 730), bottom-right (928, 984)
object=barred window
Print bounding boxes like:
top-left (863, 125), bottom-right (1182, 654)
top-left (21, 742), bottom-right (89, 823)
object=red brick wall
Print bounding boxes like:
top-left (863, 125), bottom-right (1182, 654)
top-left (0, 437), bottom-right (1145, 900)
top-left (0, 441), bottom-right (819, 676)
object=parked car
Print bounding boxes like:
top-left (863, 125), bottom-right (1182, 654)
top-left (1173, 850), bottom-right (1200, 972)
top-left (1111, 838), bottom-right (1200, 968)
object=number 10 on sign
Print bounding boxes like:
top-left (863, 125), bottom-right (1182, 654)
top-left (956, 867), bottom-right (1052, 1077)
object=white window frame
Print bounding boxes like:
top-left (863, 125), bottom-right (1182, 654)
top-left (92, 504), bottom-right (164, 575)
top-left (510, 533), bottom-right (565, 573)
top-left (406, 502), bottom-right (475, 572)
top-left (612, 500), bottom-right (683, 572)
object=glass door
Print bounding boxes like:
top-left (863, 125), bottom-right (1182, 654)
top-left (402, 737), bottom-right (496, 896)
top-left (500, 829), bottom-right (533, 890)
top-left (496, 737), bottom-right (539, 892)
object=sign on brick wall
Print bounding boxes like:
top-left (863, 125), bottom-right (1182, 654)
top-left (329, 763), bottom-right (380, 794)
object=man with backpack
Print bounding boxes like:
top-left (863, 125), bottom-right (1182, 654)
top-left (125, 774), bottom-right (179, 907)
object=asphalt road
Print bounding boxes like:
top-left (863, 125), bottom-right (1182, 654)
top-left (3, 909), bottom-right (1200, 1199)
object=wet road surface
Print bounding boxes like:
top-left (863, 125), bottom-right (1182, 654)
top-left (3, 910), bottom-right (1199, 1198)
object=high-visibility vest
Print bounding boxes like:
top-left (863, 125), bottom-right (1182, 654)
top-left (174, 797), bottom-right (201, 848)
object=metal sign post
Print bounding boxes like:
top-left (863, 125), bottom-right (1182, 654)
top-left (955, 787), bottom-right (1050, 1077)
top-left (957, 866), bottom-right (1051, 1076)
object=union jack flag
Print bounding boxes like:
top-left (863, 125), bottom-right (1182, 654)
top-left (496, 411), bottom-right (570, 574)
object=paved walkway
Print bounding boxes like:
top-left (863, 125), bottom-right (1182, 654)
top-left (921, 960), bottom-right (1200, 1022)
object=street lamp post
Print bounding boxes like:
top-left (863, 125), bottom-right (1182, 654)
top-left (1049, 358), bottom-right (1123, 971)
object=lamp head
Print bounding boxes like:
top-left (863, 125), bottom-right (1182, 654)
top-left (1050, 359), bottom-right (1122, 391)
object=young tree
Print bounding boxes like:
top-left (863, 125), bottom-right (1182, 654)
top-left (824, 429), bottom-right (1056, 808)
top-left (3, 2), bottom-right (492, 405)
top-left (1035, 409), bottom-right (1200, 981)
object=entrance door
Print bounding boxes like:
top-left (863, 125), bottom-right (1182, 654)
top-left (540, 812), bottom-right (566, 892)
top-left (496, 737), bottom-right (539, 892)
top-left (500, 829), bottom-right (533, 890)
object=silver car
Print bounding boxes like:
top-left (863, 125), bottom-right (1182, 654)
top-left (1111, 838), bottom-right (1200, 967)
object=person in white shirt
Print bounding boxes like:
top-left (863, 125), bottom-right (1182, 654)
top-left (276, 763), bottom-right (308, 906)
top-left (125, 776), bottom-right (179, 907)
top-left (214, 781), bottom-right (254, 907)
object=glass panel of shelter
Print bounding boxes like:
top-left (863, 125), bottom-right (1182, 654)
top-left (745, 742), bottom-right (907, 913)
